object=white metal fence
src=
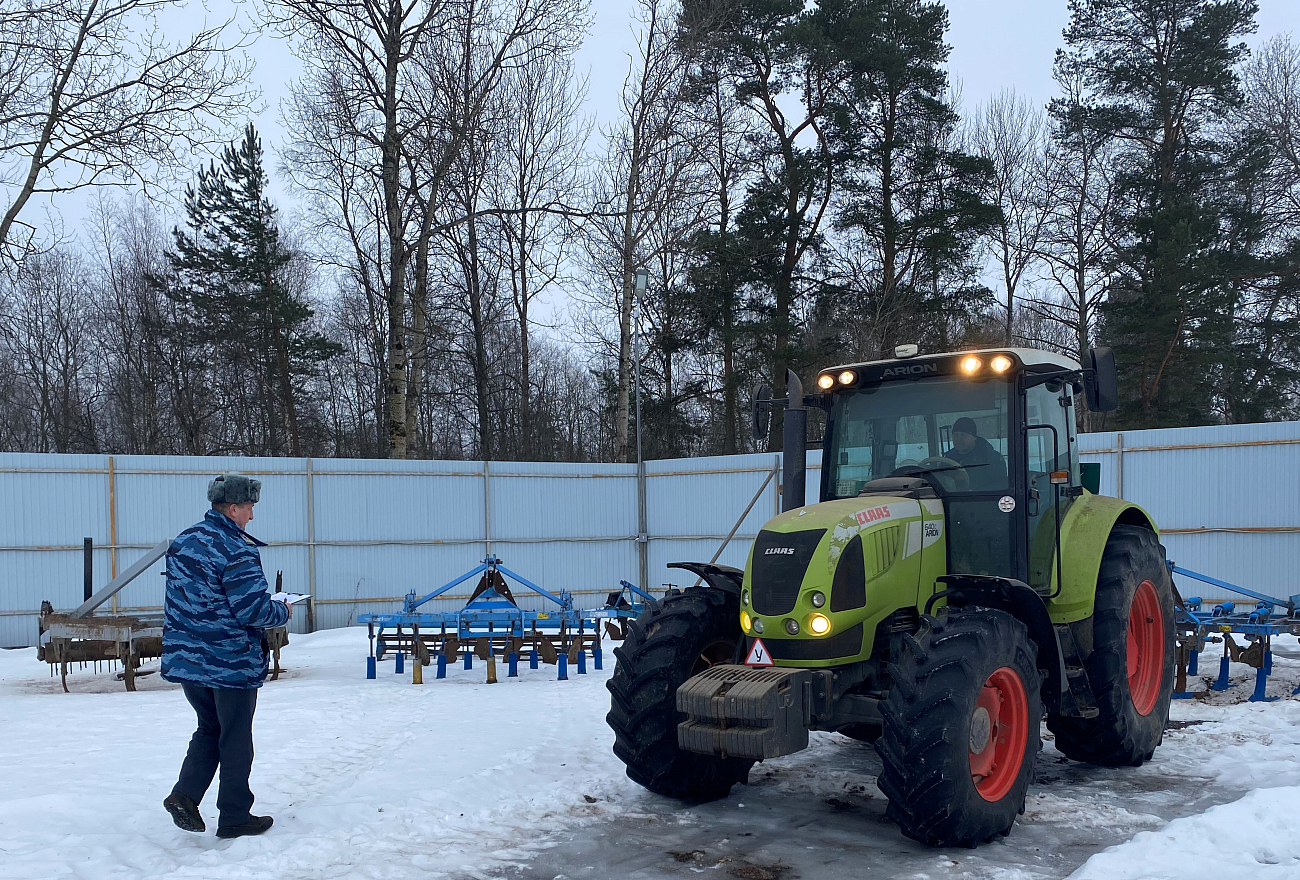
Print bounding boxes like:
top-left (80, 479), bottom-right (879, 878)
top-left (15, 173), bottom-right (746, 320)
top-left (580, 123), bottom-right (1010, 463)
top-left (1, 420), bottom-right (1295, 647)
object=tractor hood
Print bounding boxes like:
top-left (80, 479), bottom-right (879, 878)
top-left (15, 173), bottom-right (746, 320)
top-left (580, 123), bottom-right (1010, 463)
top-left (740, 496), bottom-right (944, 665)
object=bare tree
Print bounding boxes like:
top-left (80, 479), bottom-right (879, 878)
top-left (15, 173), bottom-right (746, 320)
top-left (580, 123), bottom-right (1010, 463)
top-left (1242, 35), bottom-right (1300, 228)
top-left (968, 89), bottom-right (1050, 343)
top-left (1031, 72), bottom-right (1120, 429)
top-left (0, 0), bottom-right (254, 267)
top-left (491, 48), bottom-right (588, 454)
top-left (580, 0), bottom-right (699, 462)
top-left (273, 0), bottom-right (586, 458)
top-left (0, 247), bottom-right (100, 451)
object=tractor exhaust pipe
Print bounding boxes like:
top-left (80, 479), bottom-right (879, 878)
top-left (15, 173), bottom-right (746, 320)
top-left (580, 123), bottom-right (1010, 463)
top-left (782, 369), bottom-right (807, 512)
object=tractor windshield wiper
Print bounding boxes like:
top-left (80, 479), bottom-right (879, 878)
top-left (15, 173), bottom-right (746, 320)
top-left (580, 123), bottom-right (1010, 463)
top-left (920, 462), bottom-right (988, 473)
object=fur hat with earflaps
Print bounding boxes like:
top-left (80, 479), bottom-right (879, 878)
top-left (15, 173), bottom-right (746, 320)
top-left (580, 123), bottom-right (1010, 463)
top-left (208, 473), bottom-right (262, 505)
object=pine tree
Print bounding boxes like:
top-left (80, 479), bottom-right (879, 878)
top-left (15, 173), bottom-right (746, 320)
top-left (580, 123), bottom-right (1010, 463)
top-left (825, 0), bottom-right (999, 357)
top-left (1061, 0), bottom-right (1259, 427)
top-left (163, 123), bottom-right (339, 455)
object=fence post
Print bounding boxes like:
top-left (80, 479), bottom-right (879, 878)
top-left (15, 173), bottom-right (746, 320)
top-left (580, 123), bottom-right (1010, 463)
top-left (306, 457), bottom-right (317, 632)
top-left (108, 456), bottom-right (118, 612)
top-left (637, 459), bottom-right (648, 596)
top-left (1116, 432), bottom-right (1124, 500)
top-left (484, 459), bottom-right (492, 559)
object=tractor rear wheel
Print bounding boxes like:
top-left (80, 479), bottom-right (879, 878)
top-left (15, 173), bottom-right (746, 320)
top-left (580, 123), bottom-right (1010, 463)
top-left (606, 587), bottom-right (753, 800)
top-left (1047, 525), bottom-right (1175, 766)
top-left (876, 609), bottom-right (1042, 847)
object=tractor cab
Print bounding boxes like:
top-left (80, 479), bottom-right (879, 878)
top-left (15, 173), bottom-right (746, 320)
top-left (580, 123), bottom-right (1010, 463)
top-left (813, 347), bottom-right (1110, 594)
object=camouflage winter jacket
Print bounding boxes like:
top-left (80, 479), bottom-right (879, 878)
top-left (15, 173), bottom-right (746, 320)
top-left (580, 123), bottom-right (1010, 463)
top-left (161, 510), bottom-right (289, 688)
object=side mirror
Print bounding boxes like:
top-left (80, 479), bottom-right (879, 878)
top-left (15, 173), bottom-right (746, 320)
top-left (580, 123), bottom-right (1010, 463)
top-left (1085, 346), bottom-right (1118, 412)
top-left (751, 384), bottom-right (772, 441)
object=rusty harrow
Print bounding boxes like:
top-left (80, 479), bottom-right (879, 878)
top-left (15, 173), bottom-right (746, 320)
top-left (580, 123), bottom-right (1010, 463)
top-left (359, 556), bottom-right (652, 684)
top-left (39, 538), bottom-right (292, 692)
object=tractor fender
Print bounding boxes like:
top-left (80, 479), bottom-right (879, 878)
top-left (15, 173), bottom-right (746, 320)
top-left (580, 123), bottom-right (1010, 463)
top-left (1051, 494), bottom-right (1158, 623)
top-left (667, 562), bottom-right (743, 596)
top-left (926, 574), bottom-right (1069, 715)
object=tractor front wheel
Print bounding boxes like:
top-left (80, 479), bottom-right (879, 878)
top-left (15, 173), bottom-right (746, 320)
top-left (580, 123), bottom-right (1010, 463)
top-left (606, 587), bottom-right (753, 800)
top-left (1047, 525), bottom-right (1175, 766)
top-left (876, 609), bottom-right (1042, 847)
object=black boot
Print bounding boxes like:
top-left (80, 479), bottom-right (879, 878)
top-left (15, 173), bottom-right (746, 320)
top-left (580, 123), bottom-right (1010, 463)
top-left (216, 815), bottom-right (274, 839)
top-left (163, 792), bottom-right (205, 833)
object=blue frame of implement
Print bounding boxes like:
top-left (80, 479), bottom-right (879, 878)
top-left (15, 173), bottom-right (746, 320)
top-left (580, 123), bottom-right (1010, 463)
top-left (358, 557), bottom-right (651, 679)
top-left (1170, 562), bottom-right (1300, 701)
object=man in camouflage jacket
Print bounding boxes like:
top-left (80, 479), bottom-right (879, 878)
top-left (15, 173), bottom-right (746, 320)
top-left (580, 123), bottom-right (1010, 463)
top-left (161, 473), bottom-right (290, 839)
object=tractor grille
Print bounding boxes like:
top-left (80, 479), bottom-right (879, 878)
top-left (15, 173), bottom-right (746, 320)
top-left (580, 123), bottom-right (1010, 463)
top-left (750, 528), bottom-right (826, 615)
top-left (864, 524), bottom-right (903, 580)
top-left (754, 624), bottom-right (865, 661)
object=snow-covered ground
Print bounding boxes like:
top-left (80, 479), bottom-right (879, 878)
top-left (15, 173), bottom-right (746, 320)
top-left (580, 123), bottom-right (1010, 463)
top-left (1, 629), bottom-right (1298, 880)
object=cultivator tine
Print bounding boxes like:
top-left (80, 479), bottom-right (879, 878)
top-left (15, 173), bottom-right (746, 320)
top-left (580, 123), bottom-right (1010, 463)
top-left (443, 636), bottom-right (460, 658)
top-left (538, 638), bottom-right (558, 666)
top-left (507, 637), bottom-right (524, 658)
top-left (604, 620), bottom-right (626, 641)
top-left (474, 637), bottom-right (491, 661)
top-left (567, 639), bottom-right (581, 664)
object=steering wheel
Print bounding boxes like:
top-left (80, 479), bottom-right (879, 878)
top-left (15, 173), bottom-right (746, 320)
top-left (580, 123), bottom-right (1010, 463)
top-left (889, 456), bottom-right (970, 492)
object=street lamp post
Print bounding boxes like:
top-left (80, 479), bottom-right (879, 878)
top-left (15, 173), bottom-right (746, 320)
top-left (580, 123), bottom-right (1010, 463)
top-left (633, 267), bottom-right (650, 594)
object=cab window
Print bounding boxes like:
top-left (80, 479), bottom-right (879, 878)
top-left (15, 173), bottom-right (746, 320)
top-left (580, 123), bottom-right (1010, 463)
top-left (827, 376), bottom-right (1011, 498)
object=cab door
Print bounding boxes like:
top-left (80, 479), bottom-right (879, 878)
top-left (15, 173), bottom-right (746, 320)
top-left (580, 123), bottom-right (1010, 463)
top-left (1024, 382), bottom-right (1075, 593)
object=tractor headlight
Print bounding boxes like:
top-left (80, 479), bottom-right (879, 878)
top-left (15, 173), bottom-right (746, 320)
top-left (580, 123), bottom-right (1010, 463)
top-left (741, 611), bottom-right (752, 633)
top-left (753, 617), bottom-right (764, 634)
top-left (809, 613), bottom-right (831, 635)
top-left (810, 591), bottom-right (826, 608)
top-left (961, 355), bottom-right (983, 374)
top-left (785, 618), bottom-right (800, 635)
top-left (742, 589), bottom-right (750, 605)
top-left (817, 374), bottom-right (835, 390)
top-left (837, 370), bottom-right (857, 386)
top-left (990, 354), bottom-right (1013, 373)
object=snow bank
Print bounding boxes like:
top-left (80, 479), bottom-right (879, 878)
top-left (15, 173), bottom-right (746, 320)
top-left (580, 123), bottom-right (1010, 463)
top-left (1069, 785), bottom-right (1300, 880)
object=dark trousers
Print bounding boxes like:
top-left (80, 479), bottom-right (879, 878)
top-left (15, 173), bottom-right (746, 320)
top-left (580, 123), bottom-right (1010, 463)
top-left (173, 683), bottom-right (259, 827)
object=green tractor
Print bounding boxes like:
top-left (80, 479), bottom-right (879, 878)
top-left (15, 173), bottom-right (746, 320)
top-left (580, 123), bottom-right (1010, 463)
top-left (607, 346), bottom-right (1176, 847)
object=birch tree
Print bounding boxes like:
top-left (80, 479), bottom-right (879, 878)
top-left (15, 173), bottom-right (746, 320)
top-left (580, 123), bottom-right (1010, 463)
top-left (968, 89), bottom-right (1050, 343)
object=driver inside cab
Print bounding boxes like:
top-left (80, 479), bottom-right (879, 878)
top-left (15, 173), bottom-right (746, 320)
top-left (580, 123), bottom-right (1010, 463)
top-left (946, 417), bottom-right (1008, 491)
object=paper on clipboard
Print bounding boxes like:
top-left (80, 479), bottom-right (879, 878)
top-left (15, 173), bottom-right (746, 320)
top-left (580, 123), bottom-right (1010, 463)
top-left (270, 592), bottom-right (311, 605)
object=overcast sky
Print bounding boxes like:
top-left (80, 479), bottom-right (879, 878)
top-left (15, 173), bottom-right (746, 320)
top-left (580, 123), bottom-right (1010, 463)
top-left (218, 0), bottom-right (1298, 208)
top-left (34, 0), bottom-right (1300, 293)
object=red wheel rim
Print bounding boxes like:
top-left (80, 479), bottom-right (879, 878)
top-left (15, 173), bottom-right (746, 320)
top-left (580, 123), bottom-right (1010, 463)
top-left (969, 666), bottom-right (1029, 802)
top-left (1127, 579), bottom-right (1164, 716)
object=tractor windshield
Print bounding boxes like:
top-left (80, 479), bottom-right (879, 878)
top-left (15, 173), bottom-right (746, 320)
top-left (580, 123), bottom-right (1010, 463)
top-left (826, 376), bottom-right (1011, 499)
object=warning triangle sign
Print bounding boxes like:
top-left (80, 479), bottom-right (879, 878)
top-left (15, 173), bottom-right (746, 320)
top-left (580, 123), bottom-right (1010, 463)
top-left (745, 638), bottom-right (774, 667)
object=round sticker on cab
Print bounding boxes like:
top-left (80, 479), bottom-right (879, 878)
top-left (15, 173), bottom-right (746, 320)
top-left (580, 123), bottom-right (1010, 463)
top-left (998, 495), bottom-right (1016, 513)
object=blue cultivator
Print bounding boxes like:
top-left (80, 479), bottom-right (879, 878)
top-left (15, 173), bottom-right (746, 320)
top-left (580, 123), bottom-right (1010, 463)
top-left (358, 557), bottom-right (652, 683)
top-left (1171, 563), bottom-right (1300, 702)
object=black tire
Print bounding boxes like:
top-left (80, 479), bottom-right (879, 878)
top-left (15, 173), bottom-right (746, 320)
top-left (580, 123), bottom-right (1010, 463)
top-left (876, 609), bottom-right (1042, 847)
top-left (1047, 525), bottom-right (1175, 766)
top-left (606, 587), bottom-right (753, 800)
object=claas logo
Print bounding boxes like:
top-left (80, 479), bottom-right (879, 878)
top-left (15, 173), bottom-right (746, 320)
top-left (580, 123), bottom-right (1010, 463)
top-left (856, 506), bottom-right (891, 525)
